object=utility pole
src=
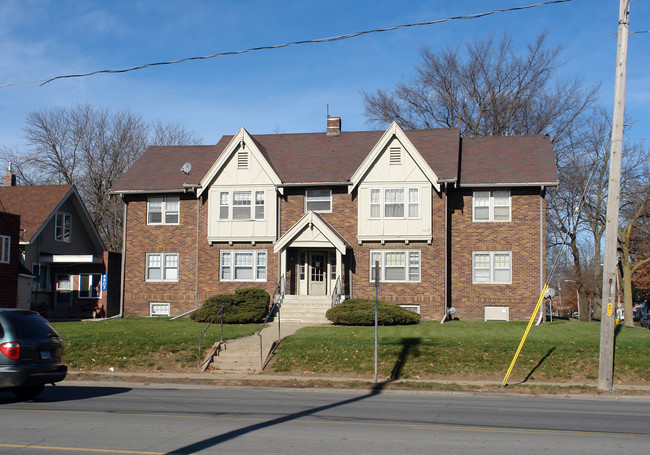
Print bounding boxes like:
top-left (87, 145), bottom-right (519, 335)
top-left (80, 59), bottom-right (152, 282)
top-left (598, 0), bottom-right (630, 391)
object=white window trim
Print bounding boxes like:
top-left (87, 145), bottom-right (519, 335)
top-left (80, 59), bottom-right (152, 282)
top-left (218, 190), bottom-right (266, 221)
top-left (472, 190), bottom-right (511, 222)
top-left (369, 250), bottom-right (421, 283)
top-left (371, 187), bottom-right (420, 220)
top-left (55, 212), bottom-right (72, 243)
top-left (0, 235), bottom-right (10, 264)
top-left (147, 196), bottom-right (180, 225)
top-left (79, 273), bottom-right (102, 299)
top-left (220, 250), bottom-right (267, 282)
top-left (150, 302), bottom-right (171, 317)
top-left (305, 189), bottom-right (332, 213)
top-left (472, 251), bottom-right (512, 284)
top-left (146, 252), bottom-right (179, 282)
top-left (399, 304), bottom-right (421, 314)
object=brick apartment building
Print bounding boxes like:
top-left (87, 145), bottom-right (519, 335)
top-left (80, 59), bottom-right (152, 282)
top-left (112, 119), bottom-right (557, 321)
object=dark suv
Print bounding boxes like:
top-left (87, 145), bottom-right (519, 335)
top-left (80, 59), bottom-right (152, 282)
top-left (0, 309), bottom-right (67, 399)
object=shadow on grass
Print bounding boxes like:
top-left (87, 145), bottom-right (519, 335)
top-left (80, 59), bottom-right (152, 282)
top-left (390, 338), bottom-right (421, 380)
top-left (515, 347), bottom-right (556, 385)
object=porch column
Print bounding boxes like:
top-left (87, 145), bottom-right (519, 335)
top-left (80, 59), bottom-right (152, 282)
top-left (336, 249), bottom-right (342, 281)
top-left (280, 249), bottom-right (287, 282)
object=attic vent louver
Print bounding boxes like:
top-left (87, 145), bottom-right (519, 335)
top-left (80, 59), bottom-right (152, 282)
top-left (238, 150), bottom-right (249, 169)
top-left (389, 147), bottom-right (401, 165)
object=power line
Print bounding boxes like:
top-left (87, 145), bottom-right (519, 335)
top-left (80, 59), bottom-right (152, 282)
top-left (0, 0), bottom-right (572, 89)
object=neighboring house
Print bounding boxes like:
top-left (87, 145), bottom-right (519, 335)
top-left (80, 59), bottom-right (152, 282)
top-left (112, 118), bottom-right (558, 321)
top-left (0, 210), bottom-right (21, 308)
top-left (0, 176), bottom-right (120, 318)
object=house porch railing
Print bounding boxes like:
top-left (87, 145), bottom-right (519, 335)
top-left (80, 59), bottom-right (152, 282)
top-left (331, 276), bottom-right (342, 308)
top-left (257, 275), bottom-right (285, 370)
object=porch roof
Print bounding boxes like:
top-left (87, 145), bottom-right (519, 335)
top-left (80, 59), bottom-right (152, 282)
top-left (274, 211), bottom-right (349, 254)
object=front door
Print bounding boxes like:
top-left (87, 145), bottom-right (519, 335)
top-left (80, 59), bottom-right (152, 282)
top-left (308, 252), bottom-right (327, 295)
top-left (55, 274), bottom-right (72, 314)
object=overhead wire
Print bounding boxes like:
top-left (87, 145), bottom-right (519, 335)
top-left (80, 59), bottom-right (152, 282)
top-left (0, 0), bottom-right (572, 89)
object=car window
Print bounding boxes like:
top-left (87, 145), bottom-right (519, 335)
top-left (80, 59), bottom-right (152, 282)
top-left (3, 312), bottom-right (59, 339)
top-left (0, 321), bottom-right (4, 338)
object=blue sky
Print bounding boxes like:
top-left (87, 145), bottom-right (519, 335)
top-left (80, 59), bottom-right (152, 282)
top-left (1, 0), bottom-right (649, 149)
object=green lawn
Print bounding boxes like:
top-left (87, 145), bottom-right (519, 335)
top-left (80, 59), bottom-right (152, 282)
top-left (52, 318), bottom-right (258, 371)
top-left (52, 318), bottom-right (650, 384)
top-left (270, 320), bottom-right (650, 383)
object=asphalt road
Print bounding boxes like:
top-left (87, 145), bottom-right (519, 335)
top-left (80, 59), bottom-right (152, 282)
top-left (1, 382), bottom-right (649, 454)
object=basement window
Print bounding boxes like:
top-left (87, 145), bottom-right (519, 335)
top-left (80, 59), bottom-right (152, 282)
top-left (150, 302), bottom-right (171, 317)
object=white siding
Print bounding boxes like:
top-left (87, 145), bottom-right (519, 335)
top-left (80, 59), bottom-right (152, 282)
top-left (357, 138), bottom-right (433, 241)
top-left (207, 144), bottom-right (278, 242)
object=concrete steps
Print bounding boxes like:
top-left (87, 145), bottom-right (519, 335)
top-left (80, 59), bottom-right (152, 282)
top-left (276, 295), bottom-right (332, 324)
top-left (204, 322), bottom-right (309, 374)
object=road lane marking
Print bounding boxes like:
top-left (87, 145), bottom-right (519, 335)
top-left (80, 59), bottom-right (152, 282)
top-left (0, 444), bottom-right (164, 454)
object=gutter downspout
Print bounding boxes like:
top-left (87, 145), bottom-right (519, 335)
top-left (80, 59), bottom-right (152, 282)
top-left (117, 197), bottom-right (127, 318)
top-left (441, 183), bottom-right (449, 323)
top-left (195, 197), bottom-right (200, 309)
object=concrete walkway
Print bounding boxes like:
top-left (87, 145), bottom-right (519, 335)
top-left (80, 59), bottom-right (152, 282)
top-left (203, 322), bottom-right (312, 374)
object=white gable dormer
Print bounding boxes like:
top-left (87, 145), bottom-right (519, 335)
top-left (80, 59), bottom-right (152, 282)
top-left (350, 122), bottom-right (436, 243)
top-left (200, 127), bottom-right (281, 243)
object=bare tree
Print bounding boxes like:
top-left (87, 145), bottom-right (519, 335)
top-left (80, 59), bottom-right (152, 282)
top-left (362, 32), bottom-right (598, 146)
top-left (1, 104), bottom-right (202, 251)
top-left (618, 176), bottom-right (650, 326)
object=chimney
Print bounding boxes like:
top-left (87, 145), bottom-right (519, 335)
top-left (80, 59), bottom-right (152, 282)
top-left (3, 162), bottom-right (16, 186)
top-left (326, 116), bottom-right (341, 136)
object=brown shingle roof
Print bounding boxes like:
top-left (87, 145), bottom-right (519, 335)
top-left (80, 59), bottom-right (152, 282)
top-left (0, 185), bottom-right (74, 243)
top-left (459, 135), bottom-right (558, 186)
top-left (112, 128), bottom-right (557, 192)
top-left (111, 145), bottom-right (221, 192)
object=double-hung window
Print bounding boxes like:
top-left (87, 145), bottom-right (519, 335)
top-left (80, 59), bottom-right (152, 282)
top-left (148, 197), bottom-right (180, 224)
top-left (370, 188), bottom-right (419, 219)
top-left (79, 274), bottom-right (102, 298)
top-left (473, 191), bottom-right (510, 222)
top-left (220, 190), bottom-right (265, 220)
top-left (305, 190), bottom-right (332, 212)
top-left (0, 235), bottom-right (10, 263)
top-left (55, 212), bottom-right (71, 242)
top-left (146, 253), bottom-right (179, 282)
top-left (472, 251), bottom-right (512, 284)
top-left (370, 250), bottom-right (420, 282)
top-left (220, 250), bottom-right (267, 281)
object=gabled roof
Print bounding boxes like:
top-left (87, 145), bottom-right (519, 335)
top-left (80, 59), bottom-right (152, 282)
top-left (349, 122), bottom-right (458, 193)
top-left (274, 211), bottom-right (349, 254)
top-left (112, 125), bottom-right (557, 193)
top-left (459, 136), bottom-right (558, 187)
top-left (198, 127), bottom-right (282, 197)
top-left (0, 184), bottom-right (105, 249)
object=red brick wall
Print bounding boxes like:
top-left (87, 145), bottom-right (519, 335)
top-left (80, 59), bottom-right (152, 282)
top-left (123, 194), bottom-right (278, 316)
top-left (280, 187), bottom-right (447, 320)
top-left (449, 188), bottom-right (545, 321)
top-left (122, 186), bottom-right (546, 321)
top-left (0, 212), bottom-right (20, 308)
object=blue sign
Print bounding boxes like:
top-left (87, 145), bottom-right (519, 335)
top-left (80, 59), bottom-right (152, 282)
top-left (101, 274), bottom-right (108, 292)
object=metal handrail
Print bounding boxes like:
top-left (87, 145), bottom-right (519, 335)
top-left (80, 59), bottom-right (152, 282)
top-left (197, 302), bottom-right (229, 370)
top-left (331, 275), bottom-right (342, 307)
top-left (257, 275), bottom-right (285, 370)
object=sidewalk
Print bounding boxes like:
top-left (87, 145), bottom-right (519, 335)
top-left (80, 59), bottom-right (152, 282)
top-left (65, 368), bottom-right (650, 398)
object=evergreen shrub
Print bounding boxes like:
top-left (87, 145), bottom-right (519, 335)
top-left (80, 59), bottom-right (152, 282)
top-left (191, 288), bottom-right (270, 323)
top-left (325, 299), bottom-right (421, 326)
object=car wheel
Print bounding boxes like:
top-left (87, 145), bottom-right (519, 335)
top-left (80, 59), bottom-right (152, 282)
top-left (12, 385), bottom-right (45, 400)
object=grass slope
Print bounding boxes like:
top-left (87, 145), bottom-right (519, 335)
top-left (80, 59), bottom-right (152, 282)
top-left (53, 318), bottom-right (258, 372)
top-left (270, 320), bottom-right (650, 383)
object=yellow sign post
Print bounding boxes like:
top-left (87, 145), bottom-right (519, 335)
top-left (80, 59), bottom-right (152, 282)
top-left (501, 284), bottom-right (548, 388)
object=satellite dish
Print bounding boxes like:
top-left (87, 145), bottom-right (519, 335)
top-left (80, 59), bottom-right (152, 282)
top-left (180, 162), bottom-right (192, 175)
top-left (544, 287), bottom-right (556, 299)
